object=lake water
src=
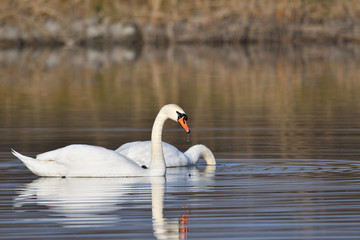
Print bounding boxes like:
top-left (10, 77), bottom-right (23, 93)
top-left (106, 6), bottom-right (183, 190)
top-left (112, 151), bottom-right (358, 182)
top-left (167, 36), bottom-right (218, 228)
top-left (1, 44), bottom-right (360, 239)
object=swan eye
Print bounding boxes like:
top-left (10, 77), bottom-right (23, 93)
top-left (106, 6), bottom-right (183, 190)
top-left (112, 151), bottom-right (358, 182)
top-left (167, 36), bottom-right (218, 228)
top-left (176, 111), bottom-right (188, 121)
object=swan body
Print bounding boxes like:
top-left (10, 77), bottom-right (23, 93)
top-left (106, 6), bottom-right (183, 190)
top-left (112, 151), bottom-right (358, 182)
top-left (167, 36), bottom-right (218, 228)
top-left (12, 145), bottom-right (146, 177)
top-left (116, 141), bottom-right (216, 167)
top-left (12, 104), bottom-right (190, 177)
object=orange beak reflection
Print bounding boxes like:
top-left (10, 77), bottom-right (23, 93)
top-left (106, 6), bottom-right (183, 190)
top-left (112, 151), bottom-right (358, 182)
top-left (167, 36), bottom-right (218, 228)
top-left (178, 116), bottom-right (190, 133)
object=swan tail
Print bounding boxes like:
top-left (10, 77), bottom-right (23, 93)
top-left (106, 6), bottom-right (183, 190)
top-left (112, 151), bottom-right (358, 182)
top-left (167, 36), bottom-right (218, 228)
top-left (11, 149), bottom-right (36, 164)
top-left (11, 149), bottom-right (64, 177)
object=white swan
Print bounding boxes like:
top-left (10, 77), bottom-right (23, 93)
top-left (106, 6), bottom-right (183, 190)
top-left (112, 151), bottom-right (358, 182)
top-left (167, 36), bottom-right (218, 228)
top-left (11, 104), bottom-right (190, 177)
top-left (116, 141), bottom-right (216, 168)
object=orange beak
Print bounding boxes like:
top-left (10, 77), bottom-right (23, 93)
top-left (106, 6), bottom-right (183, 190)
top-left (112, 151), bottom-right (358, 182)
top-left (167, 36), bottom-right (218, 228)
top-left (178, 116), bottom-right (190, 133)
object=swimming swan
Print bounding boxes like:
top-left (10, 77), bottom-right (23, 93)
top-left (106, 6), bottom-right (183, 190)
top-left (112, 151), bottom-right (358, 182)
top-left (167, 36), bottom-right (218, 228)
top-left (116, 142), bottom-right (216, 168)
top-left (11, 104), bottom-right (190, 177)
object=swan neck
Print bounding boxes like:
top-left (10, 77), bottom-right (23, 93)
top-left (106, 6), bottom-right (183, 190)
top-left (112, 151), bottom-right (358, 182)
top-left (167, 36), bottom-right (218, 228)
top-left (150, 111), bottom-right (167, 171)
top-left (185, 145), bottom-right (216, 165)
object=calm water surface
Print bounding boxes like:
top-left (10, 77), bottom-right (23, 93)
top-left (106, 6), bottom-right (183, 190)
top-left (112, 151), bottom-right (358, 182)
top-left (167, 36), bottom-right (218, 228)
top-left (1, 45), bottom-right (360, 239)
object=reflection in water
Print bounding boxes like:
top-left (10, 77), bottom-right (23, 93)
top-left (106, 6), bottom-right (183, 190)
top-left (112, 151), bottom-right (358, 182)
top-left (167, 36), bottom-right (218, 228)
top-left (15, 177), bottom-right (126, 227)
top-left (0, 46), bottom-right (142, 69)
top-left (152, 166), bottom-right (215, 240)
top-left (1, 45), bottom-right (360, 161)
top-left (14, 166), bottom-right (215, 239)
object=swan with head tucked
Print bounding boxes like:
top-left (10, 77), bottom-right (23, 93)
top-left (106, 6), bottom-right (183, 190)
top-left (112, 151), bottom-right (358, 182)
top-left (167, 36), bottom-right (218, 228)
top-left (116, 141), bottom-right (215, 168)
top-left (11, 104), bottom-right (190, 177)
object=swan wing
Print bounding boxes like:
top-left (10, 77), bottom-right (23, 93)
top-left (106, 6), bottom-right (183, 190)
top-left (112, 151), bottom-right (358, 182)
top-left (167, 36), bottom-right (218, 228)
top-left (161, 142), bottom-right (190, 167)
top-left (14, 144), bottom-right (145, 177)
top-left (116, 141), bottom-right (152, 167)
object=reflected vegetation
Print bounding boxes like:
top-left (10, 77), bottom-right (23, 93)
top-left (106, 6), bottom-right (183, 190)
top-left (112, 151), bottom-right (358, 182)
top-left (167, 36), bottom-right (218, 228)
top-left (1, 44), bottom-right (360, 160)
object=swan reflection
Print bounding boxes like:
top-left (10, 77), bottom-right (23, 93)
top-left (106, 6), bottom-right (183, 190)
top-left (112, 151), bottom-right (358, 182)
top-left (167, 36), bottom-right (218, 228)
top-left (14, 165), bottom-right (215, 239)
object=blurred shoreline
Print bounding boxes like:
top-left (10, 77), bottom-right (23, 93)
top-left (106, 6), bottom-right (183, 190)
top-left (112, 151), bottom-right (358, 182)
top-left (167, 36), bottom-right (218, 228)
top-left (1, 0), bottom-right (359, 48)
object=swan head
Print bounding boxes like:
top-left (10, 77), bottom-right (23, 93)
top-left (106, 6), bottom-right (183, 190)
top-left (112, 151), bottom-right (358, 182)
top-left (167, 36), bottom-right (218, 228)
top-left (161, 104), bottom-right (190, 133)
